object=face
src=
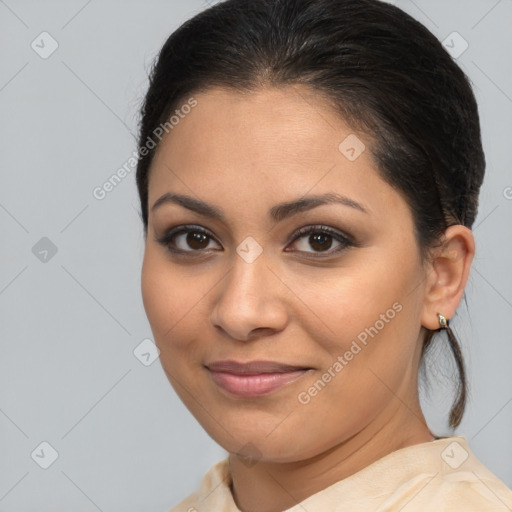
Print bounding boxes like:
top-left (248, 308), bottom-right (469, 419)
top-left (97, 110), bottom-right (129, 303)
top-left (141, 86), bottom-right (430, 463)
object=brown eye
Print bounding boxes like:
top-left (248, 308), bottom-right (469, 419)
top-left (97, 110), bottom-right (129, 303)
top-left (186, 231), bottom-right (210, 250)
top-left (156, 226), bottom-right (221, 254)
top-left (287, 225), bottom-right (353, 256)
top-left (308, 233), bottom-right (333, 252)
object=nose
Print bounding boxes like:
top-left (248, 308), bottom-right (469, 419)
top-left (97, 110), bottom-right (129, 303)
top-left (210, 252), bottom-right (289, 342)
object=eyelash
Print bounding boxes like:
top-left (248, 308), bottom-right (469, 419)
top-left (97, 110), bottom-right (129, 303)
top-left (155, 224), bottom-right (356, 259)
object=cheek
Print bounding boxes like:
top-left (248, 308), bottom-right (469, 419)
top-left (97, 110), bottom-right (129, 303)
top-left (141, 250), bottom-right (186, 343)
top-left (141, 248), bottom-right (210, 362)
top-left (141, 251), bottom-right (169, 338)
top-left (290, 260), bottom-right (411, 352)
top-left (290, 309), bottom-right (420, 457)
top-left (295, 252), bottom-right (424, 392)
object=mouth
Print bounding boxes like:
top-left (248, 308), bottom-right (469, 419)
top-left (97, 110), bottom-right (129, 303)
top-left (205, 360), bottom-right (312, 398)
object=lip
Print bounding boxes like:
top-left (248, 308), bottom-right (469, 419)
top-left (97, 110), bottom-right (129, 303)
top-left (206, 360), bottom-right (311, 397)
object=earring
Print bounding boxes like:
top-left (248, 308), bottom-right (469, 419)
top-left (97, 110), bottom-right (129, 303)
top-left (437, 313), bottom-right (449, 329)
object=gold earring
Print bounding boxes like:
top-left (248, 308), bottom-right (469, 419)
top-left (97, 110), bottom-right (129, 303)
top-left (437, 313), bottom-right (449, 329)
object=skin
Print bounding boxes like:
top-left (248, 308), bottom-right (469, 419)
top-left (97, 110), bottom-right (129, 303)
top-left (141, 85), bottom-right (475, 512)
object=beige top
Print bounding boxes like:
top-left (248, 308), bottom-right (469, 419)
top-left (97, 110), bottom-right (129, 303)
top-left (169, 437), bottom-right (512, 511)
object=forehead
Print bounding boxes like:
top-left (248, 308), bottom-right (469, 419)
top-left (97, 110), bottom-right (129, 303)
top-left (153, 86), bottom-right (361, 171)
top-left (147, 86), bottom-right (410, 227)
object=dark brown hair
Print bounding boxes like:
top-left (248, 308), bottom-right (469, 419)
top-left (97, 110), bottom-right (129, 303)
top-left (135, 0), bottom-right (485, 428)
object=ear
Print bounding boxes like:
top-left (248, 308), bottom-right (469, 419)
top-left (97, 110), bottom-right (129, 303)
top-left (421, 225), bottom-right (475, 330)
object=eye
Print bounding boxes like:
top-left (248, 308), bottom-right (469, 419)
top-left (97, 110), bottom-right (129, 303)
top-left (156, 224), bottom-right (355, 258)
top-left (156, 225), bottom-right (221, 254)
top-left (286, 225), bottom-right (354, 256)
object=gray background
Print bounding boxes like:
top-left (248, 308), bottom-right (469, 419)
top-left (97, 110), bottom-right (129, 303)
top-left (0, 0), bottom-right (511, 510)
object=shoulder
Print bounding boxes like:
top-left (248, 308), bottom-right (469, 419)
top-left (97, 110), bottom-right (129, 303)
top-left (404, 472), bottom-right (512, 511)
top-left (168, 459), bottom-right (236, 512)
top-left (384, 437), bottom-right (512, 511)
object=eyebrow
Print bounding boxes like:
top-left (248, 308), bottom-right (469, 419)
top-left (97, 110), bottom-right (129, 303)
top-left (151, 192), bottom-right (367, 223)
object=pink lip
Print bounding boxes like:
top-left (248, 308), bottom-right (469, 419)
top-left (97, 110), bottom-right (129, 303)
top-left (206, 360), bottom-right (311, 397)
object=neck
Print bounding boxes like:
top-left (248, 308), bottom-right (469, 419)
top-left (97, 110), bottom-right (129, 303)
top-left (229, 398), bottom-right (433, 512)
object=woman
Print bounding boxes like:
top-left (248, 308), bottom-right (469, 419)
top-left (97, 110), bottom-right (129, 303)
top-left (135, 0), bottom-right (512, 510)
